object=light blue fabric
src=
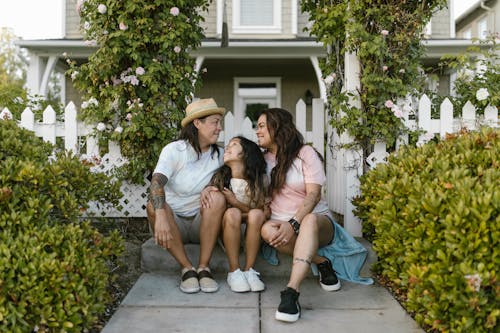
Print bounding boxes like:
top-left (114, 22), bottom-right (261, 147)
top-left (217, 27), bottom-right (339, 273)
top-left (260, 220), bottom-right (374, 285)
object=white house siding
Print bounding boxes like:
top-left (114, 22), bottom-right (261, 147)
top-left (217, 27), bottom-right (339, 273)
top-left (200, 1), bottom-right (218, 37)
top-left (65, 0), bottom-right (81, 38)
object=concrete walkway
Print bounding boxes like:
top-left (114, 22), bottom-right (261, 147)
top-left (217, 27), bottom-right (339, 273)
top-left (102, 239), bottom-right (423, 333)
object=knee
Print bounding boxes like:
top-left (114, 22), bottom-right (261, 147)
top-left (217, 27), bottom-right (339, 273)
top-left (260, 222), bottom-right (275, 243)
top-left (247, 209), bottom-right (265, 227)
top-left (201, 191), bottom-right (226, 213)
top-left (223, 208), bottom-right (242, 229)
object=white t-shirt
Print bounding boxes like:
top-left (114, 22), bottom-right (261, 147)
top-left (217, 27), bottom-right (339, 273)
top-left (154, 140), bottom-right (223, 216)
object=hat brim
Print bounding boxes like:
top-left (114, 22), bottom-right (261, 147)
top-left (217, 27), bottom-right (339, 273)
top-left (181, 107), bottom-right (225, 127)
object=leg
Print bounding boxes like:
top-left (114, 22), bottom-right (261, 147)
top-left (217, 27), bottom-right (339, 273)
top-left (198, 190), bottom-right (226, 268)
top-left (222, 207), bottom-right (243, 272)
top-left (243, 209), bottom-right (265, 270)
top-left (287, 214), bottom-right (334, 292)
top-left (146, 201), bottom-right (194, 270)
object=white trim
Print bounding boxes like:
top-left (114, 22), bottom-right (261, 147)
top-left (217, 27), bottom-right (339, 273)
top-left (309, 56), bottom-right (326, 100)
top-left (233, 77), bottom-right (281, 128)
top-left (232, 0), bottom-right (282, 34)
top-left (216, 0), bottom-right (223, 35)
top-left (195, 56), bottom-right (205, 72)
top-left (40, 56), bottom-right (58, 96)
top-left (61, 0), bottom-right (66, 38)
top-left (291, 0), bottom-right (298, 35)
top-left (449, 0), bottom-right (455, 38)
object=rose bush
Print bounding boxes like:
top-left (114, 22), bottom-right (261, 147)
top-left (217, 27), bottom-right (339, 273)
top-left (301, 0), bottom-right (446, 167)
top-left (69, 0), bottom-right (209, 183)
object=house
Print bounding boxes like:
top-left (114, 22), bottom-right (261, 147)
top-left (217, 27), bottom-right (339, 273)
top-left (456, 0), bottom-right (499, 39)
top-left (17, 0), bottom-right (472, 128)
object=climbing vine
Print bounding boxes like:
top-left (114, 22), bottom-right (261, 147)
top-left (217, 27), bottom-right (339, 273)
top-left (301, 0), bottom-right (447, 161)
top-left (67, 0), bottom-right (209, 183)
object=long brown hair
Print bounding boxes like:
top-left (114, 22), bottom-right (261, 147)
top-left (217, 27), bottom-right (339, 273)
top-left (179, 116), bottom-right (220, 159)
top-left (210, 136), bottom-right (267, 209)
top-left (259, 108), bottom-right (304, 196)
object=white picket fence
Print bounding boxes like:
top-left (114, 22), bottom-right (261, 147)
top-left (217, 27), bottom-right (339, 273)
top-left (2, 94), bottom-right (497, 234)
top-left (1, 98), bottom-right (325, 218)
top-left (327, 93), bottom-right (498, 236)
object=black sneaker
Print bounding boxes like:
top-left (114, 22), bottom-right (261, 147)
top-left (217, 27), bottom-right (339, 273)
top-left (275, 287), bottom-right (301, 322)
top-left (317, 258), bottom-right (341, 291)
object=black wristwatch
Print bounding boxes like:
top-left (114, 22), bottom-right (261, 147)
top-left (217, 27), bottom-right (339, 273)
top-left (288, 218), bottom-right (300, 234)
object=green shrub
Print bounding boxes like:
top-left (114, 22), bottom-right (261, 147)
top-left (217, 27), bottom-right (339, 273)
top-left (354, 128), bottom-right (499, 332)
top-left (0, 120), bottom-right (124, 332)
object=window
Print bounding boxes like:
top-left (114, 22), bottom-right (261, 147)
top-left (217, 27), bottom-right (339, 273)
top-left (462, 28), bottom-right (472, 39)
top-left (478, 18), bottom-right (488, 39)
top-left (233, 0), bottom-right (281, 34)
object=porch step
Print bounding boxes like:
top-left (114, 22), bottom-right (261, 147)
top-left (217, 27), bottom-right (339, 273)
top-left (141, 237), bottom-right (376, 278)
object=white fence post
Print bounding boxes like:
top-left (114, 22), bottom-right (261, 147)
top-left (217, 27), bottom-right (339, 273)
top-left (41, 105), bottom-right (57, 145)
top-left (439, 98), bottom-right (454, 138)
top-left (64, 102), bottom-right (78, 153)
top-left (20, 107), bottom-right (35, 131)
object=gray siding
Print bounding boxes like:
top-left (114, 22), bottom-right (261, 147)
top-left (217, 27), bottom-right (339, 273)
top-left (431, 5), bottom-right (451, 38)
top-left (65, 0), bottom-right (81, 38)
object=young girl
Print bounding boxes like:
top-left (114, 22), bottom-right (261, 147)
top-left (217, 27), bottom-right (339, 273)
top-left (209, 136), bottom-right (268, 292)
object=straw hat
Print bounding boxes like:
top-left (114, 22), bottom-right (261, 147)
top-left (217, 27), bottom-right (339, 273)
top-left (181, 98), bottom-right (225, 127)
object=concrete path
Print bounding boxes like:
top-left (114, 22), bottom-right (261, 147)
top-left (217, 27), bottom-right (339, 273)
top-left (102, 239), bottom-right (424, 333)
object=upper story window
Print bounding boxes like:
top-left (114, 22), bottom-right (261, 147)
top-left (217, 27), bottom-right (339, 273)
top-left (478, 17), bottom-right (488, 39)
top-left (233, 0), bottom-right (282, 34)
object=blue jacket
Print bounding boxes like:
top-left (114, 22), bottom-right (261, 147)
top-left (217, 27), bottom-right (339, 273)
top-left (260, 220), bottom-right (374, 285)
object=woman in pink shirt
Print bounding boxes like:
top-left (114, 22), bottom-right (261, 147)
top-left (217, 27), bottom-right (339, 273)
top-left (256, 108), bottom-right (342, 323)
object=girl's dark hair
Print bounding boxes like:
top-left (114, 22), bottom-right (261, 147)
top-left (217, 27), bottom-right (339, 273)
top-left (210, 136), bottom-right (267, 209)
top-left (258, 108), bottom-right (305, 196)
top-left (179, 116), bottom-right (220, 159)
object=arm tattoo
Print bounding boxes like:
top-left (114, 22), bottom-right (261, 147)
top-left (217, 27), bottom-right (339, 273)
top-left (150, 173), bottom-right (168, 210)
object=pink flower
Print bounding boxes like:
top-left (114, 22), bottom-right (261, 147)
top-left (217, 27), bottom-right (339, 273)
top-left (129, 76), bottom-right (139, 86)
top-left (96, 122), bottom-right (106, 131)
top-left (114, 126), bottom-right (123, 134)
top-left (119, 22), bottom-right (128, 31)
top-left (393, 107), bottom-right (404, 119)
top-left (170, 7), bottom-right (180, 16)
top-left (126, 113), bottom-right (133, 121)
top-left (98, 4), bottom-right (107, 14)
top-left (174, 46), bottom-right (182, 53)
top-left (382, 65), bottom-right (388, 71)
top-left (399, 69), bottom-right (405, 74)
top-left (135, 67), bottom-right (145, 75)
top-left (384, 100), bottom-right (394, 108)
top-left (381, 30), bottom-right (389, 36)
top-left (76, 0), bottom-right (85, 14)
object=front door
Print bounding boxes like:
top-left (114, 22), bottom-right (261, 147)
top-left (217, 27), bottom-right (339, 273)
top-left (233, 77), bottom-right (281, 132)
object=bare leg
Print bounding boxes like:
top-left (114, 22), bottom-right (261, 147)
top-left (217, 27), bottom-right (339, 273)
top-left (146, 201), bottom-right (194, 270)
top-left (243, 209), bottom-right (265, 270)
top-left (287, 214), bottom-right (333, 292)
top-left (198, 191), bottom-right (226, 268)
top-left (222, 207), bottom-right (243, 272)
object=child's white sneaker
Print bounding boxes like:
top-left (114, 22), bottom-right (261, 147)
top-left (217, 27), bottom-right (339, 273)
top-left (244, 268), bottom-right (265, 292)
top-left (227, 268), bottom-right (250, 292)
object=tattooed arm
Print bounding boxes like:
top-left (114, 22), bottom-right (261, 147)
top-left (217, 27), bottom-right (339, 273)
top-left (149, 173), bottom-right (173, 249)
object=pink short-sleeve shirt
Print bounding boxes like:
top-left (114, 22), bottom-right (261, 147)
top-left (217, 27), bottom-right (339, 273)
top-left (265, 145), bottom-right (331, 221)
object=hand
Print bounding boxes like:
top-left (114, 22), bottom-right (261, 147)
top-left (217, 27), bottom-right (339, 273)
top-left (154, 211), bottom-right (173, 249)
top-left (222, 187), bottom-right (237, 206)
top-left (201, 186), bottom-right (219, 208)
top-left (269, 221), bottom-right (295, 248)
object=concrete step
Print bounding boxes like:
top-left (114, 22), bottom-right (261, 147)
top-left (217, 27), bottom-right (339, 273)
top-left (141, 237), bottom-right (376, 278)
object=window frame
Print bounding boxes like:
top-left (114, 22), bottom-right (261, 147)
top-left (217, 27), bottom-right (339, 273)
top-left (232, 0), bottom-right (282, 34)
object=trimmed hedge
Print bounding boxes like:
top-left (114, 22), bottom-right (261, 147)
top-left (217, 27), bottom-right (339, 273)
top-left (354, 128), bottom-right (499, 332)
top-left (0, 120), bottom-right (123, 332)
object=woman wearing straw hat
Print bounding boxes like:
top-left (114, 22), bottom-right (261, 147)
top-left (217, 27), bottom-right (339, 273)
top-left (147, 98), bottom-right (226, 293)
